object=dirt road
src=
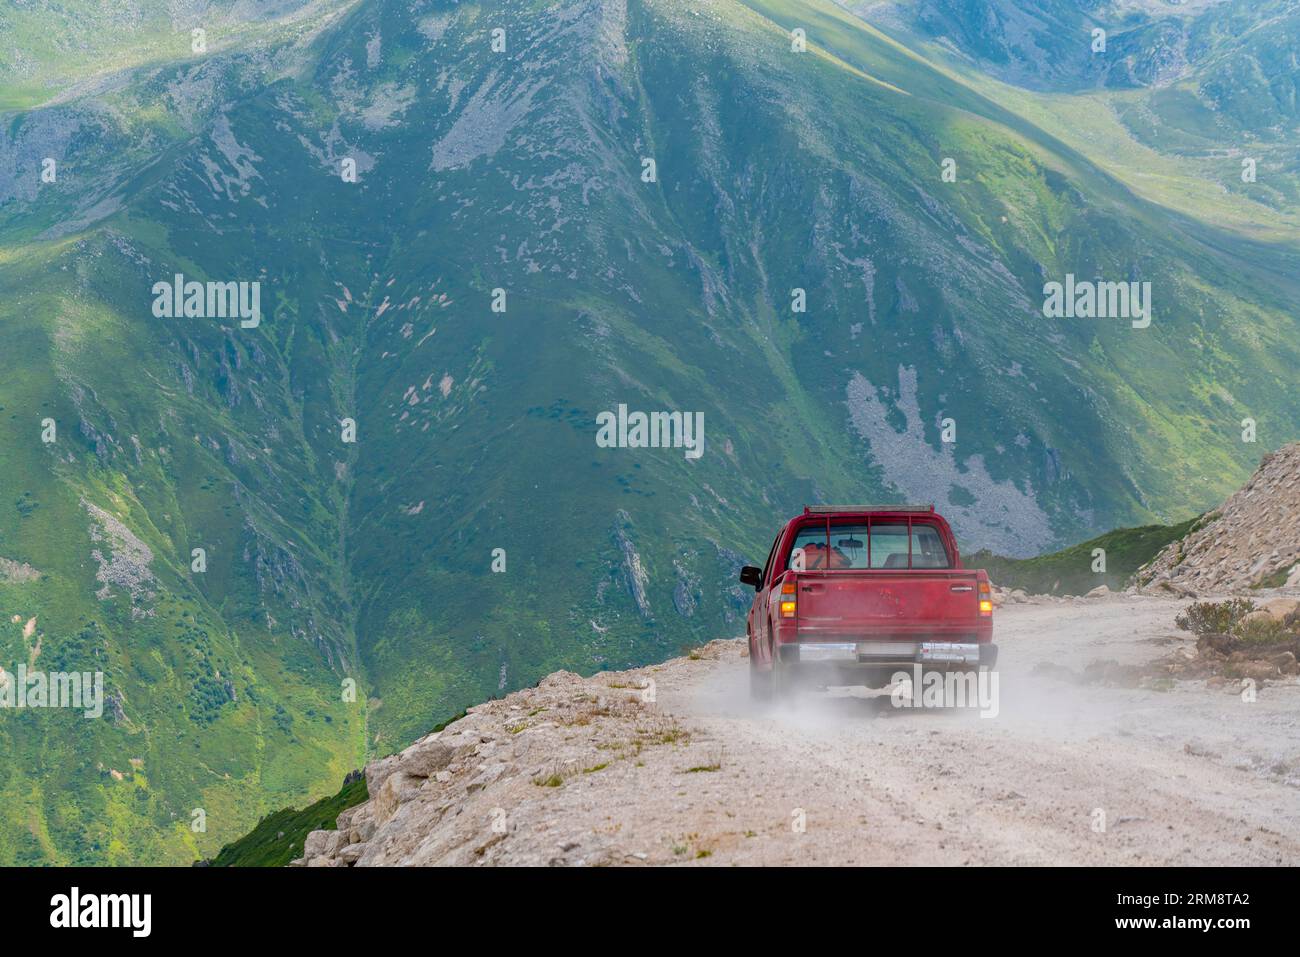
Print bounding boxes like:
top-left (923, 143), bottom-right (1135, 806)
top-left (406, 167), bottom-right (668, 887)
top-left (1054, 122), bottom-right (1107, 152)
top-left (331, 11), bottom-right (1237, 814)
top-left (317, 595), bottom-right (1300, 866)
top-left (665, 596), bottom-right (1300, 865)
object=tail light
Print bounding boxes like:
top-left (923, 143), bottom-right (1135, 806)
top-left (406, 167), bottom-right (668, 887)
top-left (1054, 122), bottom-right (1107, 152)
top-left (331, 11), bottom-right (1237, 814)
top-left (779, 581), bottom-right (797, 618)
top-left (978, 580), bottom-right (992, 616)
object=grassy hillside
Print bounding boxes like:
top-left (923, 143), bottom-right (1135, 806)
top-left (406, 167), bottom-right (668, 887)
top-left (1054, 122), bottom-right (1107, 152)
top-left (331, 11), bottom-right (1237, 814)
top-left (208, 774), bottom-right (368, 867)
top-left (1, 0), bottom-right (1296, 863)
top-left (210, 707), bottom-right (466, 866)
top-left (856, 0), bottom-right (1300, 240)
top-left (969, 516), bottom-right (1206, 596)
top-left (0, 1), bottom-right (358, 108)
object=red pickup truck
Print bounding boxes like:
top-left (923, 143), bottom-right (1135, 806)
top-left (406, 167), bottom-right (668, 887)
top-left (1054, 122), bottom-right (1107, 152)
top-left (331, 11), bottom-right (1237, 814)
top-left (740, 505), bottom-right (996, 699)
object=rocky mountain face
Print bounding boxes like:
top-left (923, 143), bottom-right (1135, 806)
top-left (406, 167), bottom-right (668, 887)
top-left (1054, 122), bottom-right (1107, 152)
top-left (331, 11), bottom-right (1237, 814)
top-left (292, 639), bottom-right (734, 867)
top-left (0, 0), bottom-right (1297, 863)
top-left (1138, 443), bottom-right (1300, 595)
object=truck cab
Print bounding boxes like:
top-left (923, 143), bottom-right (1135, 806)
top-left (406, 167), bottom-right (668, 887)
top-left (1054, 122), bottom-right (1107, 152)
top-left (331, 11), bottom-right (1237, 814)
top-left (739, 505), bottom-right (996, 699)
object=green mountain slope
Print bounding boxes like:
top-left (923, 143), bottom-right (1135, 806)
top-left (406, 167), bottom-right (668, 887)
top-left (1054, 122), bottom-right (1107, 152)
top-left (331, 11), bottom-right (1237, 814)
top-left (971, 514), bottom-right (1206, 596)
top-left (208, 772), bottom-right (368, 868)
top-left (1, 0), bottom-right (1296, 862)
top-left (855, 0), bottom-right (1300, 235)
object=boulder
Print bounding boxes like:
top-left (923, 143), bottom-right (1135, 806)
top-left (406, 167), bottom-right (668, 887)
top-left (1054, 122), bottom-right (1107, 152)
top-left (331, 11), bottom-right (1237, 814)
top-left (1261, 598), bottom-right (1299, 621)
top-left (398, 736), bottom-right (458, 778)
top-left (372, 770), bottom-right (424, 825)
top-left (302, 829), bottom-right (333, 859)
top-left (1236, 661), bottom-right (1277, 683)
top-left (337, 843), bottom-right (367, 865)
top-left (338, 801), bottom-right (374, 842)
top-left (1085, 585), bottom-right (1110, 599)
top-left (323, 830), bottom-right (346, 856)
top-left (1269, 651), bottom-right (1298, 675)
top-left (364, 753), bottom-right (402, 796)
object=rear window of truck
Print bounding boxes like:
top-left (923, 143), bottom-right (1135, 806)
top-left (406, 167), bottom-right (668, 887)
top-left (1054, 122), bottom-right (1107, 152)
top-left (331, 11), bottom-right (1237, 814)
top-left (785, 519), bottom-right (952, 570)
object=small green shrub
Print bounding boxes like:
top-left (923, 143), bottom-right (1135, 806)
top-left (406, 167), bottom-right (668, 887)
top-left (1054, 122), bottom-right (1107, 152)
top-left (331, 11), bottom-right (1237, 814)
top-left (1235, 616), bottom-right (1289, 644)
top-left (1175, 599), bottom-right (1256, 635)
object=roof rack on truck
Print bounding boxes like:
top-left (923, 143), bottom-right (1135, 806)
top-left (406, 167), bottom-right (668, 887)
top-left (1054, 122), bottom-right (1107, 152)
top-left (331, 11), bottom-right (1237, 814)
top-left (802, 504), bottom-right (935, 514)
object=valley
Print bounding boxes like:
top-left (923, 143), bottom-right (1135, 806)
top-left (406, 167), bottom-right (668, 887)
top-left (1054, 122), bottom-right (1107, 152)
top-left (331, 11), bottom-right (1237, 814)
top-left (0, 0), bottom-right (1296, 864)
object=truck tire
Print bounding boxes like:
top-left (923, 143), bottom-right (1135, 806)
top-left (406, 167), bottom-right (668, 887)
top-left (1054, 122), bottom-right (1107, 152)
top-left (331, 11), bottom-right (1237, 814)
top-left (772, 656), bottom-right (797, 702)
top-left (749, 652), bottom-right (774, 701)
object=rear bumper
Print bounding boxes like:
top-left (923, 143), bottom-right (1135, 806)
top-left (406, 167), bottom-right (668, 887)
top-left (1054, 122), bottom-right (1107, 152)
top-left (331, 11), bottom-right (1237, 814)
top-left (780, 641), bottom-right (998, 669)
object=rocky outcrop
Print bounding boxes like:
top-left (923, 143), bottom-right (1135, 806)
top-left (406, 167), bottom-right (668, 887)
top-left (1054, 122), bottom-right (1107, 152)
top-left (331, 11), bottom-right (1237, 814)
top-left (290, 641), bottom-right (733, 867)
top-left (0, 558), bottom-right (40, 583)
top-left (1137, 443), bottom-right (1300, 595)
top-left (612, 511), bottom-right (651, 618)
top-left (83, 499), bottom-right (157, 615)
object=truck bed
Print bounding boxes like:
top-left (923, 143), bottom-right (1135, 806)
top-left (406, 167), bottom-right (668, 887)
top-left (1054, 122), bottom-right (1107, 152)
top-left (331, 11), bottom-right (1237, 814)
top-left (792, 568), bottom-right (985, 641)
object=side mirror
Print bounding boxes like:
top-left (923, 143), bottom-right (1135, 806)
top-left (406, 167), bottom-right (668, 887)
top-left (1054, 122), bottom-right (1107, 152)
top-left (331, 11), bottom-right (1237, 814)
top-left (739, 565), bottom-right (762, 590)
